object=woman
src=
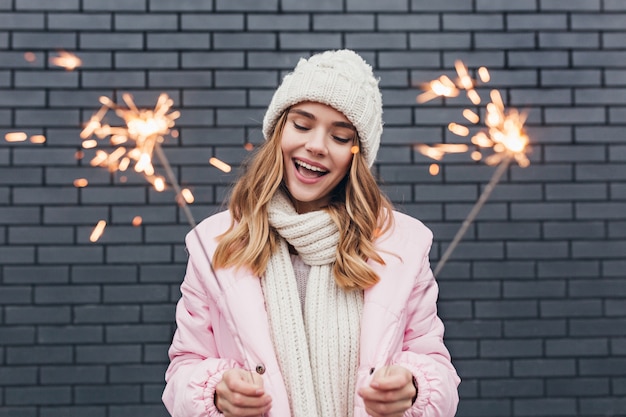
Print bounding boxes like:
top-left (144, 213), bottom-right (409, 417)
top-left (162, 49), bottom-right (460, 417)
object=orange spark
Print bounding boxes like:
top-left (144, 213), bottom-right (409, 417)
top-left (351, 145), bottom-right (360, 154)
top-left (132, 216), bottom-right (143, 226)
top-left (50, 50), bottom-right (82, 71)
top-left (478, 67), bottom-right (490, 83)
top-left (181, 188), bottom-right (195, 204)
top-left (463, 109), bottom-right (480, 124)
top-left (73, 178), bottom-right (88, 187)
top-left (448, 122), bottom-right (470, 137)
top-left (244, 143), bottom-right (254, 151)
top-left (29, 135), bottom-right (46, 143)
top-left (89, 220), bottom-right (106, 242)
top-left (429, 163), bottom-right (440, 176)
top-left (209, 157), bottom-right (232, 173)
top-left (417, 75), bottom-right (459, 103)
top-left (24, 52), bottom-right (36, 62)
top-left (154, 177), bottom-right (165, 191)
top-left (5, 132), bottom-right (28, 142)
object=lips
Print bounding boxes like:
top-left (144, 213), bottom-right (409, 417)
top-left (294, 158), bottom-right (328, 178)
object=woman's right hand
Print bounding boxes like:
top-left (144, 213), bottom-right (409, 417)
top-left (214, 368), bottom-right (272, 416)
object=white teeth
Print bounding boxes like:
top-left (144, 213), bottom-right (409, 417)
top-left (295, 159), bottom-right (327, 173)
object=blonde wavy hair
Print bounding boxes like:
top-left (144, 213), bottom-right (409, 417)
top-left (212, 110), bottom-right (394, 290)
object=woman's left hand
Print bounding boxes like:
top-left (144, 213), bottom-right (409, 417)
top-left (358, 365), bottom-right (417, 417)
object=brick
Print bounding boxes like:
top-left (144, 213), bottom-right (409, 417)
top-left (577, 202), bottom-right (626, 219)
top-left (0, 366), bottom-right (37, 385)
top-left (181, 13), bottom-right (243, 30)
top-left (214, 32), bottom-right (275, 50)
top-left (347, 33), bottom-right (408, 49)
top-left (0, 207), bottom-right (40, 224)
top-left (580, 398), bottom-right (626, 416)
top-left (504, 319), bottom-right (566, 337)
top-left (504, 280), bottom-right (565, 299)
top-left (142, 304), bottom-right (175, 322)
top-left (475, 33), bottom-right (535, 49)
top-left (573, 241), bottom-right (626, 259)
top-left (82, 71), bottom-right (145, 88)
top-left (7, 346), bottom-right (72, 365)
top-left (281, 0), bottom-right (342, 11)
top-left (570, 279), bottom-right (626, 297)
top-left (576, 88), bottom-right (626, 105)
top-left (5, 306), bottom-right (71, 324)
top-left (248, 13), bottom-right (308, 30)
top-left (9, 226), bottom-right (74, 244)
top-left (454, 399), bottom-right (510, 416)
top-left (115, 52), bottom-right (178, 69)
top-left (109, 364), bottom-right (166, 383)
top-left (0, 286), bottom-right (31, 304)
top-left (0, 89), bottom-right (45, 106)
top-left (13, 32), bottom-right (77, 49)
top-left (38, 325), bottom-right (103, 344)
top-left (538, 260), bottom-right (600, 277)
top-left (5, 386), bottom-right (71, 405)
top-left (0, 12), bottom-right (44, 29)
top-left (443, 13), bottom-right (504, 30)
top-left (313, 14), bottom-right (375, 31)
top-left (40, 407), bottom-right (106, 417)
top-left (473, 261), bottom-right (535, 279)
top-left (603, 260), bottom-right (626, 277)
top-left (442, 51), bottom-right (504, 68)
top-left (478, 222), bottom-right (540, 239)
top-left (75, 385), bottom-right (140, 404)
top-left (540, 32), bottom-right (600, 48)
top-left (454, 359), bottom-right (510, 378)
top-left (481, 339), bottom-right (542, 358)
top-left (549, 183), bottom-right (608, 201)
top-left (38, 246), bottom-right (104, 264)
top-left (546, 377), bottom-right (609, 396)
top-left (0, 408), bottom-right (37, 417)
top-left (541, 299), bottom-right (603, 318)
top-left (544, 145), bottom-right (606, 162)
top-left (4, 266), bottom-right (69, 284)
top-left (0, 246), bottom-right (35, 264)
top-left (477, 0), bottom-right (536, 11)
top-left (15, 109), bottom-right (80, 127)
top-left (541, 69), bottom-right (602, 87)
top-left (76, 345), bottom-right (141, 364)
top-left (576, 163), bottom-right (626, 181)
top-left (507, 13), bottom-right (568, 29)
top-left (411, 0), bottom-right (471, 11)
top-left (109, 405), bottom-right (170, 417)
top-left (438, 281), bottom-right (500, 300)
top-left (43, 206), bottom-right (108, 225)
top-left (476, 300), bottom-right (538, 318)
top-left (513, 359), bottom-right (576, 377)
top-left (103, 284), bottom-right (169, 303)
top-left (571, 318), bottom-right (626, 336)
top-left (106, 324), bottom-right (171, 343)
top-left (40, 365), bottom-right (106, 384)
top-left (278, 33), bottom-right (342, 50)
top-left (73, 305), bottom-right (140, 324)
top-left (115, 13), bottom-right (177, 30)
top-left (480, 378), bottom-right (543, 397)
top-left (547, 338), bottom-right (609, 357)
top-left (34, 286), bottom-right (100, 304)
top-left (546, 106), bottom-right (605, 124)
top-left (511, 202), bottom-right (573, 220)
top-left (0, 327), bottom-right (35, 345)
top-left (437, 301), bottom-right (472, 319)
top-left (71, 265), bottom-right (137, 284)
top-left (513, 398), bottom-right (576, 416)
top-left (147, 33), bottom-right (209, 50)
top-left (48, 13), bottom-right (111, 30)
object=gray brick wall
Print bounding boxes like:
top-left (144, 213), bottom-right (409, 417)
top-left (1, 2), bottom-right (625, 417)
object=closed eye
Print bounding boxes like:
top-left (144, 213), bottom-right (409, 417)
top-left (293, 122), bottom-right (309, 131)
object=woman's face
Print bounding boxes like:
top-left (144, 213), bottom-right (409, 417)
top-left (280, 101), bottom-right (356, 214)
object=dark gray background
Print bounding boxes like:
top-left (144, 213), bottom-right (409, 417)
top-left (1, 1), bottom-right (625, 416)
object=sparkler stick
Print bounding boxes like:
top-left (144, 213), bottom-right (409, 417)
top-left (414, 61), bottom-right (531, 275)
top-left (433, 155), bottom-right (512, 276)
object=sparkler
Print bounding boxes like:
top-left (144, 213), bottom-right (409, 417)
top-left (415, 60), bottom-right (531, 276)
top-left (82, 94), bottom-right (260, 393)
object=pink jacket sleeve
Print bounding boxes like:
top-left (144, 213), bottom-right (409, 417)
top-left (162, 256), bottom-right (239, 417)
top-left (392, 252), bottom-right (460, 417)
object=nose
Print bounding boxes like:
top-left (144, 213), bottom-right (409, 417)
top-left (304, 129), bottom-right (327, 156)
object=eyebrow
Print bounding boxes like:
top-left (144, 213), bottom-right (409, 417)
top-left (288, 108), bottom-right (356, 131)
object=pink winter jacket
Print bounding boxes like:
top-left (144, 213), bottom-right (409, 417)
top-left (163, 209), bottom-right (460, 417)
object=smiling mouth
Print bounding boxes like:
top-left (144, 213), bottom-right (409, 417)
top-left (294, 159), bottom-right (328, 178)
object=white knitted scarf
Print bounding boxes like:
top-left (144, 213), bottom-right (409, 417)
top-left (262, 191), bottom-right (363, 417)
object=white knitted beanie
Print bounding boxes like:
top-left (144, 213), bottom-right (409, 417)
top-left (262, 49), bottom-right (383, 167)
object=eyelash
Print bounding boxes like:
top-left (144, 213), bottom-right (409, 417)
top-left (292, 122), bottom-right (351, 144)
